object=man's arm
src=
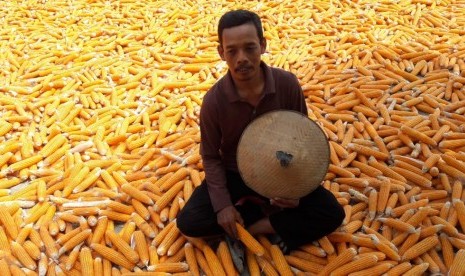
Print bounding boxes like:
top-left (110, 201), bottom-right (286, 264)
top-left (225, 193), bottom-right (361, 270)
top-left (290, 74), bottom-right (309, 116)
top-left (199, 95), bottom-right (232, 212)
top-left (285, 72), bottom-right (308, 116)
top-left (199, 95), bottom-right (243, 238)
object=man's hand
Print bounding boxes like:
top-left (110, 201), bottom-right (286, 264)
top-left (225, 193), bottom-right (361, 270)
top-left (217, 206), bottom-right (244, 239)
top-left (270, 197), bottom-right (299, 208)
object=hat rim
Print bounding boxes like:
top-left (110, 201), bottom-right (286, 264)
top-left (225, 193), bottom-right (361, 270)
top-left (236, 110), bottom-right (330, 199)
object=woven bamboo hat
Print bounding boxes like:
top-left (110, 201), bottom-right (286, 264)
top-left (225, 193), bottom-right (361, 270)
top-left (237, 110), bottom-right (329, 199)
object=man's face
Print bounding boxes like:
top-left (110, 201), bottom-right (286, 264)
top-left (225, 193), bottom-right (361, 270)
top-left (218, 23), bottom-right (266, 83)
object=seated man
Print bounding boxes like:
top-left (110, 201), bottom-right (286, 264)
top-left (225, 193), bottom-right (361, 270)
top-left (177, 9), bottom-right (344, 257)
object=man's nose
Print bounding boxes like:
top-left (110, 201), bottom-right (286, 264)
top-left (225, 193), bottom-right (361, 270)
top-left (237, 49), bottom-right (247, 63)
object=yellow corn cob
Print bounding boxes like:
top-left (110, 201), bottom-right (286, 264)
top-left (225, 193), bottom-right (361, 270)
top-left (38, 134), bottom-right (67, 158)
top-left (108, 201), bottom-right (135, 215)
top-left (112, 170), bottom-right (129, 186)
top-left (0, 226), bottom-right (11, 253)
top-left (94, 257), bottom-right (103, 276)
top-left (90, 243), bottom-right (135, 271)
top-left (402, 235), bottom-right (439, 261)
top-left (9, 264), bottom-right (27, 276)
top-left (56, 227), bottom-right (82, 246)
top-left (132, 148), bottom-right (158, 171)
top-left (120, 221), bottom-right (137, 244)
top-left (147, 245), bottom-right (159, 267)
top-left (430, 216), bottom-right (459, 237)
top-left (27, 228), bottom-right (43, 253)
top-left (157, 224), bottom-right (180, 256)
top-left (349, 262), bottom-right (394, 276)
top-left (449, 249), bottom-right (465, 276)
top-left (102, 258), bottom-right (112, 276)
top-left (285, 254), bottom-right (324, 274)
top-left (106, 230), bottom-right (140, 264)
top-left (403, 263), bottom-right (430, 276)
top-left (202, 244), bottom-right (226, 276)
top-left (255, 256), bottom-right (278, 276)
top-left (0, 207), bottom-right (18, 239)
top-left (269, 244), bottom-right (293, 276)
top-left (97, 210), bottom-right (131, 222)
top-left (23, 202), bottom-right (51, 226)
top-left (182, 243), bottom-right (199, 276)
top-left (7, 155), bottom-right (43, 174)
top-left (122, 184), bottom-right (154, 205)
top-left (235, 223), bottom-right (265, 257)
top-left (79, 247), bottom-right (94, 276)
top-left (0, 258), bottom-right (10, 276)
top-left (367, 188), bottom-right (377, 220)
top-left (159, 168), bottom-right (189, 191)
top-left (192, 247), bottom-right (212, 276)
top-left (133, 231), bottom-right (149, 267)
top-left (23, 240), bottom-right (41, 261)
top-left (147, 262), bottom-right (189, 273)
top-left (330, 254), bottom-right (378, 276)
top-left (390, 199), bottom-right (429, 218)
top-left (72, 167), bottom-right (102, 193)
top-left (318, 236), bottom-right (336, 255)
top-left (216, 240), bottom-right (237, 276)
top-left (377, 217), bottom-right (416, 233)
top-left (11, 241), bottom-right (37, 271)
top-left (62, 165), bottom-right (91, 197)
top-left (370, 234), bottom-right (401, 262)
top-left (300, 243), bottom-right (327, 258)
top-left (396, 229), bottom-right (421, 257)
top-left (65, 243), bottom-right (82, 271)
top-left (167, 234), bottom-right (186, 257)
top-left (241, 249), bottom-right (259, 276)
top-left (0, 152), bottom-right (13, 169)
top-left (189, 169), bottom-right (203, 187)
top-left (131, 213), bottom-right (156, 239)
top-left (0, 121), bottom-right (13, 137)
top-left (154, 181), bottom-right (184, 212)
top-left (58, 228), bottom-right (92, 256)
top-left (131, 199), bottom-right (151, 220)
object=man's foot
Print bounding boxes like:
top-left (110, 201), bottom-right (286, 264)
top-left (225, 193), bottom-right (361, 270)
top-left (268, 234), bottom-right (290, 255)
top-left (204, 235), bottom-right (223, 250)
top-left (225, 235), bottom-right (247, 274)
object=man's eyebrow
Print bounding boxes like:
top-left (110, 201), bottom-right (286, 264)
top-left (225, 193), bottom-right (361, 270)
top-left (225, 42), bottom-right (257, 49)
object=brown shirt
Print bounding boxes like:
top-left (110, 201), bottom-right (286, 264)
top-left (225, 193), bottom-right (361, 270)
top-left (200, 62), bottom-right (308, 212)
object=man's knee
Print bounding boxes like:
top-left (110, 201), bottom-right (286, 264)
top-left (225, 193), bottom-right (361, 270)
top-left (176, 208), bottom-right (199, 237)
top-left (177, 207), bottom-right (222, 237)
top-left (329, 202), bottom-right (345, 231)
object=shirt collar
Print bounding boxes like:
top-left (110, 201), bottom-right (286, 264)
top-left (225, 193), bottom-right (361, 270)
top-left (223, 61), bottom-right (276, 102)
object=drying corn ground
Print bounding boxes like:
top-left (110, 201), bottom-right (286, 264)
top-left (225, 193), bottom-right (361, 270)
top-left (1, 0), bottom-right (465, 275)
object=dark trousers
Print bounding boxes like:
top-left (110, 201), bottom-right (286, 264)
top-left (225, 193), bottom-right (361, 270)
top-left (177, 171), bottom-right (344, 250)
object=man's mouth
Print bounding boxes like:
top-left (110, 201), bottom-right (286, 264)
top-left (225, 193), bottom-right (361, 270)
top-left (236, 66), bottom-right (251, 73)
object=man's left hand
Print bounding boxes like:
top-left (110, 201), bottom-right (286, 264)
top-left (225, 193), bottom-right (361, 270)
top-left (270, 197), bottom-right (299, 208)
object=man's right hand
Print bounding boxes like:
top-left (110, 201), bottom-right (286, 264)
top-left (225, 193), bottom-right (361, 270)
top-left (217, 205), bottom-right (244, 239)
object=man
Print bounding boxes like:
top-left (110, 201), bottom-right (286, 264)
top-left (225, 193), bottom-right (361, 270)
top-left (177, 9), bottom-right (344, 254)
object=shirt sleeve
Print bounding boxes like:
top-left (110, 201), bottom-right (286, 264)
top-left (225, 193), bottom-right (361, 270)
top-left (199, 93), bottom-right (233, 212)
top-left (289, 74), bottom-right (309, 116)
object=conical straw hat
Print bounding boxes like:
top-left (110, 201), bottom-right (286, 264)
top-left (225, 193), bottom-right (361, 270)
top-left (237, 110), bottom-right (329, 199)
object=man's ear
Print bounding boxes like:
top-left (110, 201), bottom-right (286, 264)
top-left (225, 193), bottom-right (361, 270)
top-left (260, 38), bottom-right (267, 54)
top-left (218, 45), bottom-right (225, 61)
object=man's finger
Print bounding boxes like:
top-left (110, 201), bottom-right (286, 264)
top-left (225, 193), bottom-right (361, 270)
top-left (236, 213), bottom-right (244, 226)
top-left (230, 221), bottom-right (239, 239)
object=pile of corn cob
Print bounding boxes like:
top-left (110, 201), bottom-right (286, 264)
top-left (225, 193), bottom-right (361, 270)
top-left (1, 0), bottom-right (465, 275)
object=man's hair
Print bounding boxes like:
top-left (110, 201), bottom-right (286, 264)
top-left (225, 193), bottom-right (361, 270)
top-left (218, 10), bottom-right (264, 45)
